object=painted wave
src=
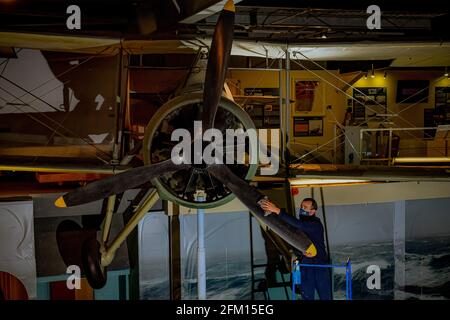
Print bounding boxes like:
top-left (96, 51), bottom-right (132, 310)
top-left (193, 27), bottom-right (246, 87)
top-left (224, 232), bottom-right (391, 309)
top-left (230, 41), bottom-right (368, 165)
top-left (141, 236), bottom-right (450, 300)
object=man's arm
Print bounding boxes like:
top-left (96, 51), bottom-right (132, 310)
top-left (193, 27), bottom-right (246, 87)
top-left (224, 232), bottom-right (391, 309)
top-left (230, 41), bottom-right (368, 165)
top-left (258, 199), bottom-right (321, 234)
top-left (258, 199), bottom-right (318, 258)
top-left (278, 208), bottom-right (300, 229)
top-left (278, 209), bottom-right (322, 234)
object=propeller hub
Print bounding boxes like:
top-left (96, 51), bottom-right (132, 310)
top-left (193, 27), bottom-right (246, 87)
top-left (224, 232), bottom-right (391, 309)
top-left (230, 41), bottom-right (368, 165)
top-left (143, 92), bottom-right (257, 209)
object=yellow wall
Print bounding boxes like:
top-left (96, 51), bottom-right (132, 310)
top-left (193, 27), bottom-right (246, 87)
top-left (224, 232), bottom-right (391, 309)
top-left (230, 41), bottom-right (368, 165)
top-left (349, 71), bottom-right (450, 157)
top-left (349, 70), bottom-right (450, 128)
top-left (229, 69), bottom-right (450, 161)
top-left (229, 69), bottom-right (347, 161)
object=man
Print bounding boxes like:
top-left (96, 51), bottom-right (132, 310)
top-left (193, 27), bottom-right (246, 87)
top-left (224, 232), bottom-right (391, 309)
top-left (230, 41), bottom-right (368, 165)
top-left (259, 197), bottom-right (332, 300)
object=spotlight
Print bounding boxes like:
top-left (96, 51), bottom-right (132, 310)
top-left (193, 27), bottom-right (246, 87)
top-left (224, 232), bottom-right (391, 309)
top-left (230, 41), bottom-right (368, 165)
top-left (364, 72), bottom-right (368, 80)
top-left (370, 64), bottom-right (375, 78)
top-left (383, 71), bottom-right (387, 79)
top-left (445, 66), bottom-right (449, 78)
top-left (321, 34), bottom-right (327, 39)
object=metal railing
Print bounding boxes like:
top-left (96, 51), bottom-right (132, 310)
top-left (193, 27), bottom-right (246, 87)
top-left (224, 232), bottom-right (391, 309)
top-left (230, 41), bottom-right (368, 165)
top-left (291, 258), bottom-right (353, 300)
top-left (358, 126), bottom-right (450, 165)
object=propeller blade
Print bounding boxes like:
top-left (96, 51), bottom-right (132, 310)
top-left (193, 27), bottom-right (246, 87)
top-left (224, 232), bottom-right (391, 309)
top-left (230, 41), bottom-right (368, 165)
top-left (202, 0), bottom-right (235, 131)
top-left (55, 159), bottom-right (189, 207)
top-left (207, 164), bottom-right (316, 256)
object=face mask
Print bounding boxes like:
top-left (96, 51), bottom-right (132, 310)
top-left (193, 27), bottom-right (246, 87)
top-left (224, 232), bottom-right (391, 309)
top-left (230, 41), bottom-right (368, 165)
top-left (299, 208), bottom-right (310, 216)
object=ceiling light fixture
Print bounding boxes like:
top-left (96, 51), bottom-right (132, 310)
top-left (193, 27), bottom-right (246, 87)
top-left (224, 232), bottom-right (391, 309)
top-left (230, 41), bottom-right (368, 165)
top-left (383, 71), bottom-right (387, 79)
top-left (371, 64), bottom-right (375, 78)
top-left (364, 72), bottom-right (368, 80)
top-left (445, 66), bottom-right (449, 78)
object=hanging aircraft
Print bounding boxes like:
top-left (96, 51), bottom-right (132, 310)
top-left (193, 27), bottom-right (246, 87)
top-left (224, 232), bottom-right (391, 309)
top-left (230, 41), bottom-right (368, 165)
top-left (50, 0), bottom-right (316, 289)
top-left (2, 0), bottom-right (450, 291)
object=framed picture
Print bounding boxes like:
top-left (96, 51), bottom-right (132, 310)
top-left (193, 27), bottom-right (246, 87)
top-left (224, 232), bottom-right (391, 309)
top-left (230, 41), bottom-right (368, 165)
top-left (293, 116), bottom-right (324, 137)
top-left (396, 80), bottom-right (429, 103)
top-left (435, 87), bottom-right (450, 108)
top-left (293, 79), bottom-right (324, 114)
top-left (352, 87), bottom-right (387, 120)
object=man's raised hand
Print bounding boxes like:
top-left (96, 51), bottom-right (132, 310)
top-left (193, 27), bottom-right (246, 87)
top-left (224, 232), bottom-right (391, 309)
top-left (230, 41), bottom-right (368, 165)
top-left (258, 199), bottom-right (281, 215)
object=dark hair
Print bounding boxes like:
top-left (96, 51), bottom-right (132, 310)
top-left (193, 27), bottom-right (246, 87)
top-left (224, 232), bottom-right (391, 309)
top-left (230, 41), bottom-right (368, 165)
top-left (301, 198), bottom-right (318, 210)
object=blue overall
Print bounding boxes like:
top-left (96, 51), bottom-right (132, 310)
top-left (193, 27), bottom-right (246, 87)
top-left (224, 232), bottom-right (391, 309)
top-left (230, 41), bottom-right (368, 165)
top-left (279, 209), bottom-right (332, 300)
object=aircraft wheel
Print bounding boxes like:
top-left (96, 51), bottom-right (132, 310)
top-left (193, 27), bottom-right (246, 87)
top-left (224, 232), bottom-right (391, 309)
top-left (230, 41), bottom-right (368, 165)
top-left (82, 238), bottom-right (107, 289)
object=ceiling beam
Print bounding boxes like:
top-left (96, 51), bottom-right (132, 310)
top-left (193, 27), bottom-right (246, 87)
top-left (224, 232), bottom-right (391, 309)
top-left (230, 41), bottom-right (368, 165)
top-left (180, 0), bottom-right (243, 24)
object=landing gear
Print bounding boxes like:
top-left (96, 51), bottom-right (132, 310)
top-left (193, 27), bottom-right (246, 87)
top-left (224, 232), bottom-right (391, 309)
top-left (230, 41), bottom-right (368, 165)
top-left (82, 238), bottom-right (107, 289)
top-left (56, 219), bottom-right (96, 268)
